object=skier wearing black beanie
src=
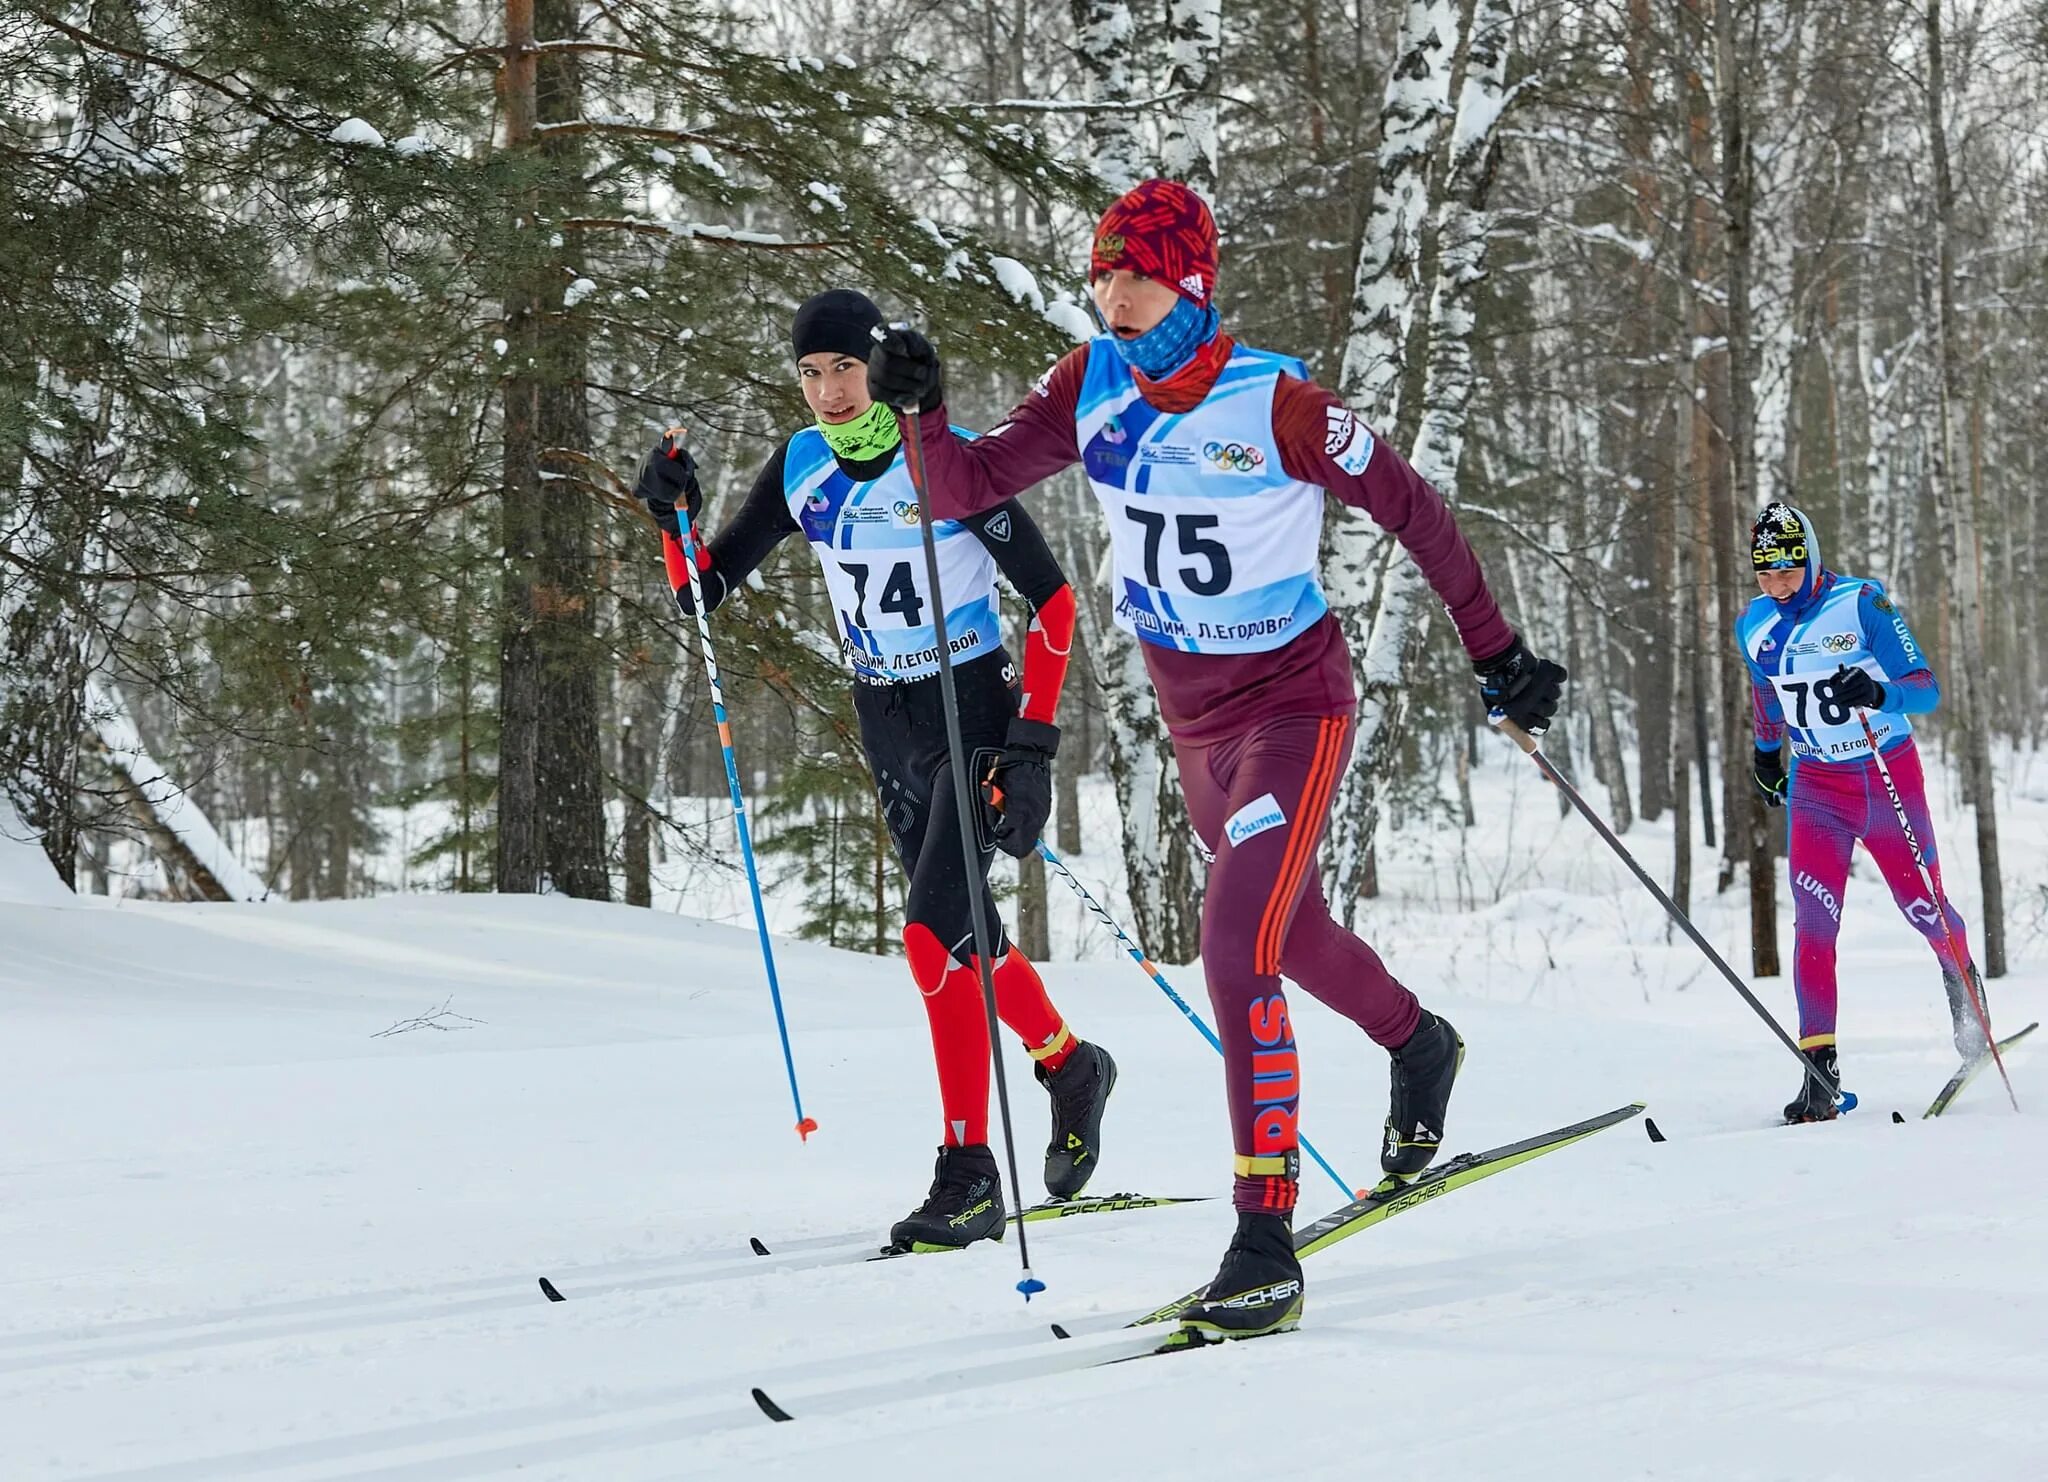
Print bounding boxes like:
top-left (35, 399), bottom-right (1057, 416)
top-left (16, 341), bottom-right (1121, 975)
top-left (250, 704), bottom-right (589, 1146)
top-left (631, 290), bottom-right (1117, 1251)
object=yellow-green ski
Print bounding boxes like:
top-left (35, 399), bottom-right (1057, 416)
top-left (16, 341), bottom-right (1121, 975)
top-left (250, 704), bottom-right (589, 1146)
top-left (1108, 1102), bottom-right (1646, 1337)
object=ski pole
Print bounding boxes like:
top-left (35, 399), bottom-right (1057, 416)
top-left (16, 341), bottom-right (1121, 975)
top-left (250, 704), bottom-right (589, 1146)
top-left (1037, 840), bottom-right (1357, 1200)
top-left (890, 377), bottom-right (1043, 1300)
top-left (1853, 709), bottom-right (2016, 1109)
top-left (663, 508), bottom-right (816, 1142)
top-left (1489, 714), bottom-right (1853, 1113)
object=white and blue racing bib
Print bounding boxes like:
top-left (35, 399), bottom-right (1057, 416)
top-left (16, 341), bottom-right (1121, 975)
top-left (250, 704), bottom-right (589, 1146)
top-left (1074, 338), bottom-right (1328, 654)
top-left (782, 426), bottom-right (1002, 683)
top-left (1736, 577), bottom-right (1917, 763)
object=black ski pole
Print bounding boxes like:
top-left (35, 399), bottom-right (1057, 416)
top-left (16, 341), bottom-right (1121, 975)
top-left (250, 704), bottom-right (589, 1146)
top-left (1490, 714), bottom-right (1853, 1113)
top-left (885, 354), bottom-right (1043, 1298)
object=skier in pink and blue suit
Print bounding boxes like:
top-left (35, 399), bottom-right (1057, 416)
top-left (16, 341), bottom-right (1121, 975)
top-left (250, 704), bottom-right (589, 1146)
top-left (1735, 501), bottom-right (1984, 1122)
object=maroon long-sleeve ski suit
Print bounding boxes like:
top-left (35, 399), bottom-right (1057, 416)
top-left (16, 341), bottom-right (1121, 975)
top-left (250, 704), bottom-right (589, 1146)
top-left (912, 335), bottom-right (1514, 1208)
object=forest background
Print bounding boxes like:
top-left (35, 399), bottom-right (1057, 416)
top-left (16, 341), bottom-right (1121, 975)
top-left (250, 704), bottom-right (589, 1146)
top-left (5, 0), bottom-right (2044, 981)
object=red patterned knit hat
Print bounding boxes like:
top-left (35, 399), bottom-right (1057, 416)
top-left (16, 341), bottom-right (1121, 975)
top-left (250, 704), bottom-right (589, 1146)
top-left (1089, 179), bottom-right (1218, 310)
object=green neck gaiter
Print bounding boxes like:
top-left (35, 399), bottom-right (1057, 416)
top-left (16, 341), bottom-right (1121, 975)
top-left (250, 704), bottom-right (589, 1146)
top-left (817, 400), bottom-right (902, 463)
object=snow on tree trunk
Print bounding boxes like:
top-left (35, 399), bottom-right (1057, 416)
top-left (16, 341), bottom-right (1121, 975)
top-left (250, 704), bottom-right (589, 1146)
top-left (1158, 0), bottom-right (1222, 194)
top-left (1060, 6), bottom-right (1206, 961)
top-left (1070, 0), bottom-right (1146, 192)
top-left (1070, 485), bottom-right (1205, 962)
top-left (1327, 0), bottom-right (1513, 925)
top-left (1747, 5), bottom-right (1812, 504)
top-left (0, 480), bottom-right (95, 888)
top-left (1, 8), bottom-right (179, 889)
top-left (1337, 0), bottom-right (1460, 428)
top-left (87, 680), bottom-right (267, 902)
top-left (1922, 0), bottom-right (2004, 977)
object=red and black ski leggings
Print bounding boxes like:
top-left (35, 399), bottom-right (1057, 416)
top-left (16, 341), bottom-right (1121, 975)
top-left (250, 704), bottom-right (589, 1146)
top-left (1173, 711), bottom-right (1422, 1213)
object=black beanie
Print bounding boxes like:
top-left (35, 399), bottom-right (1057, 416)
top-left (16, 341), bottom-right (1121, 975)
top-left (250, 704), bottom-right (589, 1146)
top-left (791, 289), bottom-right (882, 362)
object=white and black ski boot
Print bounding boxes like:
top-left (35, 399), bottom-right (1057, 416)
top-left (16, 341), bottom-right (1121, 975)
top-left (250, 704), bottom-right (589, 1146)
top-left (1943, 966), bottom-right (1990, 1060)
top-left (1179, 1210), bottom-right (1304, 1342)
top-left (1783, 1045), bottom-right (1841, 1124)
top-left (1036, 1041), bottom-right (1117, 1200)
top-left (1382, 1010), bottom-right (1465, 1177)
top-left (887, 1144), bottom-right (1006, 1252)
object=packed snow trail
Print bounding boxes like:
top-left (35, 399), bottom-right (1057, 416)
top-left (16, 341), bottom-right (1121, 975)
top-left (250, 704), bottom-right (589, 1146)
top-left (1, 754), bottom-right (2043, 1479)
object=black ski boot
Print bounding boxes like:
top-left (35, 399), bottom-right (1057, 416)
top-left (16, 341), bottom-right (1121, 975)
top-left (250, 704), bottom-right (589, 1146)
top-left (1382, 1010), bottom-right (1465, 1178)
top-left (1035, 1041), bottom-right (1117, 1200)
top-left (1782, 1045), bottom-right (1841, 1124)
top-left (887, 1145), bottom-right (1006, 1252)
top-left (1178, 1210), bottom-right (1304, 1342)
top-left (1943, 966), bottom-right (1990, 1060)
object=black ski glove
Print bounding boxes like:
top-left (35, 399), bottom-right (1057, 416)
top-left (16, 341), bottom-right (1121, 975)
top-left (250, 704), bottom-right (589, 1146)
top-left (866, 326), bottom-right (944, 413)
top-left (983, 717), bottom-right (1057, 859)
top-left (1830, 664), bottom-right (1886, 712)
top-left (1753, 746), bottom-right (1788, 808)
top-left (633, 429), bottom-right (703, 540)
top-left (1475, 634), bottom-right (1567, 735)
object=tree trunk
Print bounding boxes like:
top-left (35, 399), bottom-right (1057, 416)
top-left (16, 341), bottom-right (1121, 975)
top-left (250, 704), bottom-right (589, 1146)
top-left (1093, 600), bottom-right (1205, 963)
top-left (622, 714), bottom-right (651, 907)
top-left (496, 0), bottom-right (543, 894)
top-left (496, 0), bottom-right (608, 900)
top-left (1017, 847), bottom-right (1051, 960)
top-left (1626, 0), bottom-right (1673, 824)
top-left (1712, 0), bottom-right (1778, 974)
top-left (1922, 0), bottom-right (2004, 976)
top-left (1055, 677), bottom-right (1083, 855)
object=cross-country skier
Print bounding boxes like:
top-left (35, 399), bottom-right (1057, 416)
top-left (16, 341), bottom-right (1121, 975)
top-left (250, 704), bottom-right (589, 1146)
top-left (635, 288), bottom-right (1116, 1250)
top-left (865, 179), bottom-right (1565, 1340)
top-left (1736, 501), bottom-right (1986, 1123)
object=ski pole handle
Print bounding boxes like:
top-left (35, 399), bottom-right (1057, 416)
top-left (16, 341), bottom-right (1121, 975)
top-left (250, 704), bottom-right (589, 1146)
top-left (1488, 710), bottom-right (1539, 755)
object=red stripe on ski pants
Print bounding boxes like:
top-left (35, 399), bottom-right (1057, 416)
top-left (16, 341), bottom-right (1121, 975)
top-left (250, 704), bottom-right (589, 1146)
top-left (1787, 737), bottom-right (1970, 1044)
top-left (1174, 713), bottom-right (1422, 1184)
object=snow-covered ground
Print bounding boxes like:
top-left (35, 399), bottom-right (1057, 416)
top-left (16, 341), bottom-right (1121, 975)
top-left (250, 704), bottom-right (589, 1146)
top-left (2, 740), bottom-right (2044, 1479)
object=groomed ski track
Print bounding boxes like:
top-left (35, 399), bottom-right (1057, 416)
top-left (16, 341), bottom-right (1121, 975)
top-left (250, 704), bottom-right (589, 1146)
top-left (2, 757), bottom-right (2043, 1480)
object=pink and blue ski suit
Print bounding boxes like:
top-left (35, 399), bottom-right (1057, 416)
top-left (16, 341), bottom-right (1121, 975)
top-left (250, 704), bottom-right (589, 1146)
top-left (1734, 509), bottom-right (1968, 1047)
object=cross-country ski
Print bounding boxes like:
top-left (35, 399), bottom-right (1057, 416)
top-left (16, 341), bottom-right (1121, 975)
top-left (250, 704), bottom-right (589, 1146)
top-left (1924, 1023), bottom-right (2038, 1118)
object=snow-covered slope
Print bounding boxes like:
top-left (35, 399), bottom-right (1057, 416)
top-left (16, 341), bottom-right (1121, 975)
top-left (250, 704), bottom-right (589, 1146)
top-left (2, 747), bottom-right (2043, 1479)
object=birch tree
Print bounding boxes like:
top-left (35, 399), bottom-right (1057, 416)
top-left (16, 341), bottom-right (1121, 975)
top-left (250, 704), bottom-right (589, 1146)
top-left (1327, 0), bottom-right (1517, 924)
top-left (1159, 0), bottom-right (1222, 195)
top-left (1063, 0), bottom-right (1207, 962)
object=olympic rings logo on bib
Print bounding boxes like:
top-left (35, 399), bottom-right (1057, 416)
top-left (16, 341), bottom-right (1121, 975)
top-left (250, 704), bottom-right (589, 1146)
top-left (892, 500), bottom-right (922, 525)
top-left (1202, 440), bottom-right (1266, 474)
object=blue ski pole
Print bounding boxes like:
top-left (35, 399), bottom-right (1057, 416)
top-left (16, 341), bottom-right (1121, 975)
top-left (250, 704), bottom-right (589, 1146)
top-left (1036, 840), bottom-right (1357, 1199)
top-left (665, 510), bottom-right (816, 1141)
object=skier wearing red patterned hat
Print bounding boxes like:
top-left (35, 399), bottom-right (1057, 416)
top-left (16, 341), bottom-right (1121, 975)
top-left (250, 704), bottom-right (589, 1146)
top-left (867, 179), bottom-right (1565, 1339)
